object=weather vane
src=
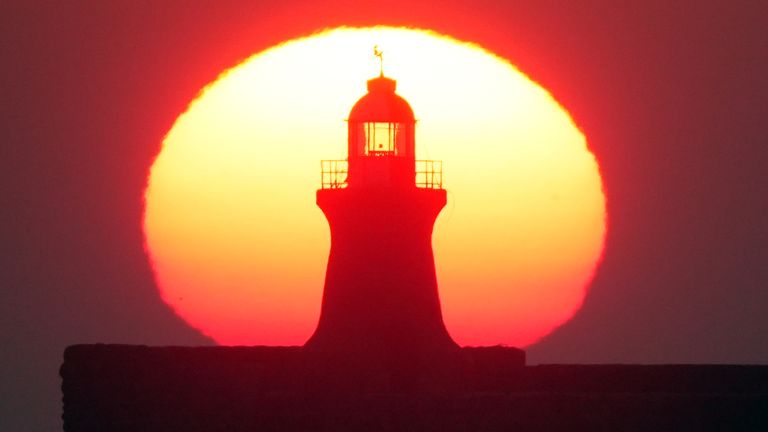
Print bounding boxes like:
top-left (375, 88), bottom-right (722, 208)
top-left (373, 45), bottom-right (384, 77)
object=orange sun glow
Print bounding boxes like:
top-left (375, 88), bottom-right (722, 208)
top-left (144, 27), bottom-right (606, 347)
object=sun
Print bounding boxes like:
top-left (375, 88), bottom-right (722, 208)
top-left (143, 26), bottom-right (606, 347)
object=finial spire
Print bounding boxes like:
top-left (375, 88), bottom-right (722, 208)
top-left (373, 45), bottom-right (384, 77)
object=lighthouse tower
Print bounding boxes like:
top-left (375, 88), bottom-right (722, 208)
top-left (306, 65), bottom-right (459, 372)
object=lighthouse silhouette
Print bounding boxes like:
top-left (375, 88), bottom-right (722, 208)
top-left (305, 57), bottom-right (460, 382)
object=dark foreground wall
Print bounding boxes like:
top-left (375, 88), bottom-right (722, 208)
top-left (61, 345), bottom-right (768, 431)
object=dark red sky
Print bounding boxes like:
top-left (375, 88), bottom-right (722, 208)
top-left (2, 1), bottom-right (767, 430)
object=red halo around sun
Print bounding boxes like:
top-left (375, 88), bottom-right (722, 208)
top-left (144, 27), bottom-right (606, 347)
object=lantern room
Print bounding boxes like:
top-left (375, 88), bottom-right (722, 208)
top-left (320, 60), bottom-right (443, 191)
top-left (349, 76), bottom-right (415, 157)
top-left (346, 75), bottom-right (416, 188)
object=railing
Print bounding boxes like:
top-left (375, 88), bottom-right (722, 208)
top-left (320, 160), bottom-right (349, 189)
top-left (320, 159), bottom-right (443, 189)
top-left (415, 160), bottom-right (443, 189)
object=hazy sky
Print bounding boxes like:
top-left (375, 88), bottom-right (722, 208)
top-left (2, 1), bottom-right (767, 430)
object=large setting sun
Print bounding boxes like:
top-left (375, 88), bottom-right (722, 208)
top-left (143, 26), bottom-right (605, 347)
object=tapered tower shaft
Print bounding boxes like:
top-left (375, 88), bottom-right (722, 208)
top-left (307, 188), bottom-right (456, 356)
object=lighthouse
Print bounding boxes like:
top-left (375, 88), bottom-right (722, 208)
top-left (305, 57), bottom-right (459, 375)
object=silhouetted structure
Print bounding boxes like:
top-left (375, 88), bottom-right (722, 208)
top-left (306, 73), bottom-right (460, 379)
top-left (61, 345), bottom-right (768, 431)
top-left (74, 69), bottom-right (768, 432)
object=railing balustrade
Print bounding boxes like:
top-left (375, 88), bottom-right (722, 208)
top-left (320, 159), bottom-right (443, 189)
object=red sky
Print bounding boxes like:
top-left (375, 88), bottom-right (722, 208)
top-left (2, 1), bottom-right (767, 430)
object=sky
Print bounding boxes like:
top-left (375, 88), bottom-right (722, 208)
top-left (2, 1), bottom-right (767, 430)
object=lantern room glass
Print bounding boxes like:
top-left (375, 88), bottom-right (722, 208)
top-left (355, 122), bottom-right (408, 156)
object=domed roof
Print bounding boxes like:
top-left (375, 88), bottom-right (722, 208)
top-left (348, 76), bottom-right (415, 123)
